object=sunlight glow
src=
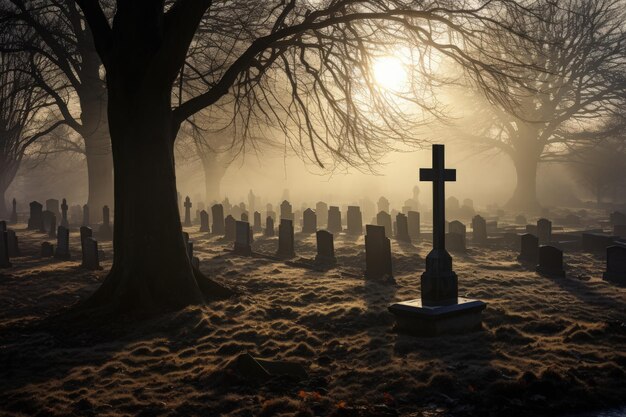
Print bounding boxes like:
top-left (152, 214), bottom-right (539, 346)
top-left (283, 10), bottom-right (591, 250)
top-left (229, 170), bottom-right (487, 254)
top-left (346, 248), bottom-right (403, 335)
top-left (372, 56), bottom-right (408, 92)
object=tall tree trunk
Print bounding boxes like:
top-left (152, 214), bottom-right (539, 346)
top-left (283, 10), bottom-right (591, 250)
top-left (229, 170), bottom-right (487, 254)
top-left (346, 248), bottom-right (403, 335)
top-left (82, 79), bottom-right (232, 314)
top-left (506, 150), bottom-right (541, 212)
top-left (83, 126), bottom-right (113, 222)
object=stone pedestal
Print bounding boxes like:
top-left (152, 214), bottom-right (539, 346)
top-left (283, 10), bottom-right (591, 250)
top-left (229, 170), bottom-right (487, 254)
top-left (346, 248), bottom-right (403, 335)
top-left (388, 297), bottom-right (486, 336)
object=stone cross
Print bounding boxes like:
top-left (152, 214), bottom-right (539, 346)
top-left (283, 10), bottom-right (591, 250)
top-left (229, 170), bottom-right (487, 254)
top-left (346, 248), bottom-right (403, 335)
top-left (61, 198), bottom-right (69, 228)
top-left (184, 196), bottom-right (192, 227)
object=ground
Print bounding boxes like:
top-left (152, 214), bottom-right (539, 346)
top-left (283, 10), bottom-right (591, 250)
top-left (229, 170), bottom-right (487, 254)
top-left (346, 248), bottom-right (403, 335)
top-left (1, 225), bottom-right (625, 417)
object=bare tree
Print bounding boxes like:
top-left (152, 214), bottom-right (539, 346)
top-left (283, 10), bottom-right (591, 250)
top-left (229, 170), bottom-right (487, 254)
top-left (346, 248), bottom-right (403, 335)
top-left (1, 0), bottom-right (114, 220)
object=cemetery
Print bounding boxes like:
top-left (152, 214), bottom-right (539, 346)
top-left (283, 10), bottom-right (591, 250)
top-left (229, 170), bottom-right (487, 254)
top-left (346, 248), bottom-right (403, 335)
top-left (1, 1), bottom-right (626, 416)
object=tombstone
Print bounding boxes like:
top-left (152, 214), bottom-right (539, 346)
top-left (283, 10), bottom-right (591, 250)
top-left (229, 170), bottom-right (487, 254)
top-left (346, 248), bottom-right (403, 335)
top-left (276, 219), bottom-right (295, 258)
top-left (6, 229), bottom-right (19, 257)
top-left (316, 201), bottom-right (328, 227)
top-left (83, 237), bottom-right (101, 270)
top-left (614, 224), bottom-right (626, 238)
top-left (395, 213), bottom-right (411, 242)
top-left (327, 206), bottom-right (342, 233)
top-left (603, 246), bottom-right (626, 284)
top-left (365, 224), bottom-right (392, 279)
top-left (515, 214), bottom-right (527, 225)
top-left (302, 208), bottom-right (317, 233)
top-left (27, 201), bottom-right (43, 230)
top-left (253, 211), bottom-right (263, 233)
top-left (224, 215), bottom-right (236, 241)
top-left (265, 216), bottom-right (275, 237)
top-left (280, 200), bottom-right (293, 221)
top-left (10, 198), bottom-right (17, 224)
top-left (446, 220), bottom-right (466, 252)
top-left (234, 221), bottom-right (252, 255)
top-left (183, 196), bottom-right (192, 227)
top-left (388, 144), bottom-right (486, 336)
top-left (376, 211), bottom-right (392, 238)
top-left (537, 218), bottom-right (552, 245)
top-left (472, 215), bottom-right (487, 245)
top-left (211, 204), bottom-right (225, 235)
top-left (346, 206), bottom-right (363, 236)
top-left (377, 197), bottom-right (390, 213)
top-left (82, 204), bottom-right (90, 226)
top-left (54, 226), bottom-right (71, 259)
top-left (518, 233), bottom-right (539, 265)
top-left (536, 245), bottom-right (565, 277)
top-left (199, 210), bottom-right (210, 232)
top-left (60, 198), bottom-right (69, 228)
top-left (99, 205), bottom-right (113, 240)
top-left (80, 226), bottom-right (93, 267)
top-left (610, 211), bottom-right (626, 226)
top-left (44, 212), bottom-right (57, 238)
top-left (407, 211), bottom-right (420, 241)
top-left (0, 222), bottom-right (11, 268)
top-left (241, 211), bottom-right (249, 222)
top-left (41, 242), bottom-right (54, 257)
top-left (46, 199), bottom-right (60, 218)
top-left (315, 230), bottom-right (336, 264)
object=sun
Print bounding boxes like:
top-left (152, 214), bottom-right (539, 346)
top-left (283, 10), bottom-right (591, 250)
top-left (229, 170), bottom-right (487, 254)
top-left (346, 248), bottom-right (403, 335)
top-left (372, 56), bottom-right (408, 92)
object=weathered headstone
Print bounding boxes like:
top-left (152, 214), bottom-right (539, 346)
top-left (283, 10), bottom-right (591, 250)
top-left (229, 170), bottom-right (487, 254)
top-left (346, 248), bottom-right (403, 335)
top-left (265, 216), bottom-right (275, 237)
top-left (211, 204), bottom-right (225, 235)
top-left (446, 221), bottom-right (466, 253)
top-left (234, 221), bottom-right (252, 255)
top-left (536, 245), bottom-right (565, 277)
top-left (6, 229), bottom-right (19, 257)
top-left (408, 211), bottom-right (420, 241)
top-left (183, 196), bottom-right (192, 227)
top-left (395, 213), bottom-right (411, 242)
top-left (346, 206), bottom-right (363, 235)
top-left (224, 215), bottom-right (236, 240)
top-left (377, 196), bottom-right (390, 213)
top-left (603, 245), bottom-right (626, 284)
top-left (10, 198), bottom-right (17, 224)
top-left (82, 204), bottom-right (90, 226)
top-left (376, 211), bottom-right (392, 238)
top-left (327, 206), bottom-right (342, 233)
top-left (43, 212), bottom-right (56, 238)
top-left (99, 205), bottom-right (113, 240)
top-left (388, 144), bottom-right (486, 336)
top-left (80, 226), bottom-right (93, 267)
top-left (472, 215), bottom-right (487, 245)
top-left (276, 219), bottom-right (295, 258)
top-left (302, 208), bottom-right (317, 233)
top-left (60, 198), bottom-right (69, 228)
top-left (316, 202), bottom-right (328, 227)
top-left (253, 211), bottom-right (263, 233)
top-left (315, 230), bottom-right (336, 264)
top-left (537, 218), bottom-right (552, 245)
top-left (27, 201), bottom-right (43, 230)
top-left (199, 210), bottom-right (210, 232)
top-left (280, 200), bottom-right (293, 221)
top-left (46, 199), bottom-right (60, 218)
top-left (0, 221), bottom-right (11, 268)
top-left (83, 237), bottom-right (101, 270)
top-left (54, 226), bottom-right (70, 259)
top-left (518, 233), bottom-right (539, 264)
top-left (41, 242), bottom-right (54, 257)
top-left (241, 212), bottom-right (249, 222)
top-left (365, 224), bottom-right (392, 279)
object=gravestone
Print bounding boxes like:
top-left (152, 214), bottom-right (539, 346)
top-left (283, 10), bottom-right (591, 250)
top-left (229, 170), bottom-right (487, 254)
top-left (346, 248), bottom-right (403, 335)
top-left (60, 198), bottom-right (69, 228)
top-left (603, 246), bottom-right (626, 284)
top-left (28, 201), bottom-right (43, 230)
top-left (472, 215), bottom-right (487, 245)
top-left (515, 214), bottom-right (527, 225)
top-left (614, 224), bottom-right (626, 238)
top-left (377, 197), bottom-right (390, 213)
top-left (316, 202), bottom-right (328, 227)
top-left (395, 213), bottom-right (411, 242)
top-left (211, 204), bottom-right (225, 235)
top-left (365, 224), bottom-right (392, 279)
top-left (389, 144), bottom-right (486, 336)
top-left (41, 242), bottom-right (54, 257)
top-left (0, 222), bottom-right (11, 268)
top-left (376, 211), bottom-right (392, 238)
top-left (199, 210), bottom-right (210, 232)
top-left (253, 211), bottom-right (263, 233)
top-left (315, 230), bottom-right (336, 264)
top-left (408, 211), bottom-right (420, 240)
top-left (265, 216), bottom-right (275, 237)
top-left (224, 215), bottom-right (236, 240)
top-left (610, 211), bottom-right (626, 226)
top-left (82, 204), bottom-right (90, 226)
top-left (54, 226), bottom-right (71, 259)
top-left (83, 237), bottom-right (101, 270)
top-left (10, 198), bottom-right (17, 224)
top-left (80, 226), bottom-right (93, 267)
top-left (276, 219), bottom-right (295, 258)
top-left (302, 208), bottom-right (317, 233)
top-left (327, 206), bottom-right (342, 233)
top-left (447, 221), bottom-right (466, 252)
top-left (280, 200), bottom-right (293, 221)
top-left (43, 212), bottom-right (56, 238)
top-left (234, 221), bottom-right (252, 255)
top-left (7, 229), bottom-right (19, 257)
top-left (46, 199), bottom-right (60, 218)
top-left (183, 196), bottom-right (192, 227)
top-left (536, 245), bottom-right (565, 277)
top-left (518, 233), bottom-right (539, 265)
top-left (537, 218), bottom-right (552, 244)
top-left (346, 206), bottom-right (363, 235)
top-left (99, 205), bottom-right (113, 240)
top-left (241, 212), bottom-right (249, 222)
